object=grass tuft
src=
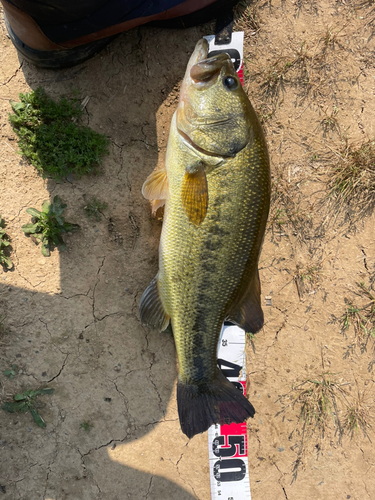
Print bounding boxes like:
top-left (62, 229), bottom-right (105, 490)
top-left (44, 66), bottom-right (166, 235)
top-left (276, 370), bottom-right (353, 480)
top-left (294, 262), bottom-right (323, 297)
top-left (321, 24), bottom-right (346, 50)
top-left (290, 373), bottom-right (346, 434)
top-left (340, 281), bottom-right (375, 356)
top-left (344, 398), bottom-right (372, 441)
top-left (327, 140), bottom-right (375, 217)
top-left (318, 106), bottom-right (340, 137)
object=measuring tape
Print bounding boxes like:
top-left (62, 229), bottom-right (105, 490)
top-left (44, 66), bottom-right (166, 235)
top-left (204, 32), bottom-right (251, 500)
top-left (207, 323), bottom-right (252, 500)
top-left (204, 32), bottom-right (244, 85)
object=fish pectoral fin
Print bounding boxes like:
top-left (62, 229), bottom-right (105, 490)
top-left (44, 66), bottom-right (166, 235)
top-left (139, 276), bottom-right (170, 332)
top-left (142, 167), bottom-right (169, 204)
top-left (226, 270), bottom-right (264, 334)
top-left (181, 163), bottom-right (208, 226)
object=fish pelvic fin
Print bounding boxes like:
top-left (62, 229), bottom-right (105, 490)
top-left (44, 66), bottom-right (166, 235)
top-left (139, 276), bottom-right (170, 332)
top-left (177, 370), bottom-right (255, 439)
top-left (226, 270), bottom-right (264, 334)
top-left (150, 199), bottom-right (165, 213)
top-left (142, 167), bottom-right (169, 213)
top-left (181, 162), bottom-right (208, 226)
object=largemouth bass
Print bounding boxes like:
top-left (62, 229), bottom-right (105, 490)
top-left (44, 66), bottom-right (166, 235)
top-left (140, 39), bottom-right (270, 438)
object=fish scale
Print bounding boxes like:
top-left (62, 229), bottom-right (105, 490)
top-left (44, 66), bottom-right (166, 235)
top-left (159, 114), bottom-right (269, 386)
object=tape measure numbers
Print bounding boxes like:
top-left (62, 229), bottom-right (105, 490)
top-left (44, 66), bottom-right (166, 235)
top-left (208, 324), bottom-right (252, 500)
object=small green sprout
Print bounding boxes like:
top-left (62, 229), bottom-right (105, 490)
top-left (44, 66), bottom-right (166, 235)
top-left (319, 106), bottom-right (339, 136)
top-left (80, 420), bottom-right (94, 432)
top-left (2, 388), bottom-right (54, 428)
top-left (3, 364), bottom-right (18, 379)
top-left (246, 331), bottom-right (257, 352)
top-left (83, 198), bottom-right (108, 222)
top-left (269, 207), bottom-right (287, 228)
top-left (0, 215), bottom-right (13, 269)
top-left (22, 196), bottom-right (79, 256)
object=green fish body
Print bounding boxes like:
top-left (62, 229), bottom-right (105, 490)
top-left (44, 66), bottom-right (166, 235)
top-left (140, 39), bottom-right (270, 438)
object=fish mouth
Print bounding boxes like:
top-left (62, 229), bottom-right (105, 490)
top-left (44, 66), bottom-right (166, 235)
top-left (190, 52), bottom-right (231, 83)
top-left (192, 38), bottom-right (209, 65)
top-left (180, 39), bottom-right (232, 94)
top-left (180, 39), bottom-right (209, 91)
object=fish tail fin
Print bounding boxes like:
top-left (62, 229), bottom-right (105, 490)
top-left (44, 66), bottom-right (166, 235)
top-left (177, 370), bottom-right (255, 439)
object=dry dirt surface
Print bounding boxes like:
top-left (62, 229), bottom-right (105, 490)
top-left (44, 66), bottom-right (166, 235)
top-left (1, 1), bottom-right (375, 499)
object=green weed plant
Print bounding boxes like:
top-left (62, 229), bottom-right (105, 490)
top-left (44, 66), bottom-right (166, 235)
top-left (9, 88), bottom-right (109, 180)
top-left (2, 388), bottom-right (54, 428)
top-left (0, 215), bottom-right (13, 269)
top-left (22, 196), bottom-right (79, 256)
top-left (83, 198), bottom-right (108, 222)
top-left (3, 364), bottom-right (18, 379)
top-left (80, 420), bottom-right (94, 432)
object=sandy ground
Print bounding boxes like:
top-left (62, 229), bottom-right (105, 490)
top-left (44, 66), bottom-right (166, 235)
top-left (1, 1), bottom-right (375, 499)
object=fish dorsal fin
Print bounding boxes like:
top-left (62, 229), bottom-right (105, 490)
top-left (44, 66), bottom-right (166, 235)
top-left (226, 270), bottom-right (264, 334)
top-left (142, 168), bottom-right (169, 201)
top-left (139, 276), bottom-right (170, 332)
top-left (181, 162), bottom-right (208, 226)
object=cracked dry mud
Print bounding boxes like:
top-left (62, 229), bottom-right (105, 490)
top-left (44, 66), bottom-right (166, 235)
top-left (1, 1), bottom-right (375, 499)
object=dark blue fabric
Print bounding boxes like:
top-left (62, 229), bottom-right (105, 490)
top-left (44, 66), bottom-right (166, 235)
top-left (40, 0), bottom-right (188, 43)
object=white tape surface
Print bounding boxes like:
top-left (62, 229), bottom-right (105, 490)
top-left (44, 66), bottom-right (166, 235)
top-left (204, 32), bottom-right (244, 84)
top-left (208, 324), bottom-right (252, 500)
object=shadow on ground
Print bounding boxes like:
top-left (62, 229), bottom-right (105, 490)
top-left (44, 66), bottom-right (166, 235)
top-left (0, 23), bottom-right (210, 499)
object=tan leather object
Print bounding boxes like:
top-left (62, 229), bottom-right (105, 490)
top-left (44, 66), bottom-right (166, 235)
top-left (1, 0), bottom-right (64, 50)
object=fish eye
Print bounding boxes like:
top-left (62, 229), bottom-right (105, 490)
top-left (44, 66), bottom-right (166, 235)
top-left (223, 76), bottom-right (238, 90)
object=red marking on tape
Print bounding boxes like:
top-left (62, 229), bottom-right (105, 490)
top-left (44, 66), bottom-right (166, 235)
top-left (238, 63), bottom-right (244, 86)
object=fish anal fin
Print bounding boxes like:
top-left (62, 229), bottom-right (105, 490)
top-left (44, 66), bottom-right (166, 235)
top-left (139, 276), bottom-right (170, 332)
top-left (181, 163), bottom-right (208, 226)
top-left (142, 168), bottom-right (169, 201)
top-left (226, 270), bottom-right (264, 334)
